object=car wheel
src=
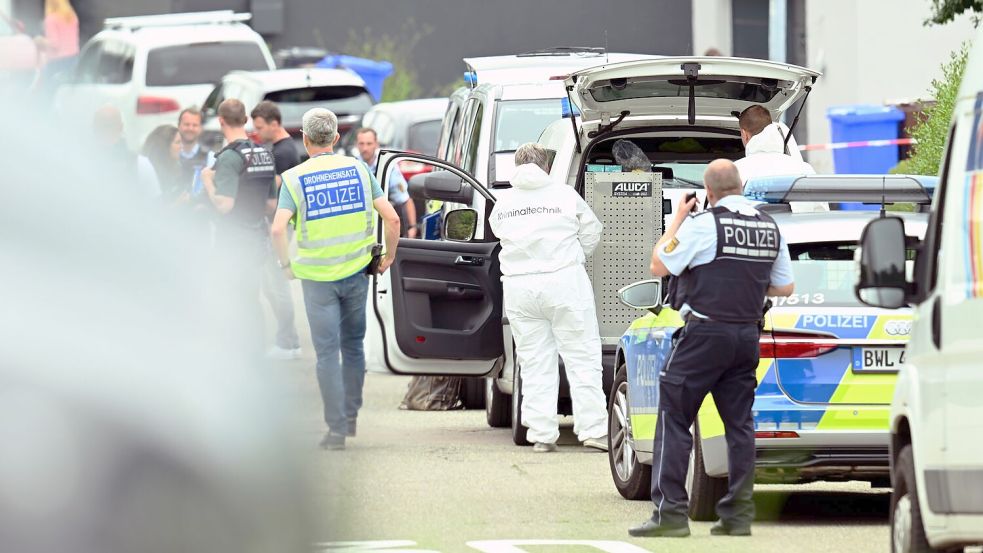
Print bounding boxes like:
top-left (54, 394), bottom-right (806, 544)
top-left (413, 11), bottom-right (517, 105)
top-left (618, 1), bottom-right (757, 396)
top-left (485, 376), bottom-right (511, 428)
top-left (891, 445), bottom-right (939, 553)
top-left (608, 363), bottom-right (651, 500)
top-left (460, 377), bottom-right (485, 410)
top-left (511, 366), bottom-right (530, 446)
top-left (686, 421), bottom-right (729, 521)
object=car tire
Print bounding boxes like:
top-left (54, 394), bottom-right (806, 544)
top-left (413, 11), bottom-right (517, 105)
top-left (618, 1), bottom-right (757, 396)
top-left (461, 377), bottom-right (486, 410)
top-left (687, 421), bottom-right (729, 522)
top-left (511, 366), bottom-right (530, 446)
top-left (608, 363), bottom-right (651, 500)
top-left (891, 445), bottom-right (939, 553)
top-left (485, 376), bottom-right (511, 428)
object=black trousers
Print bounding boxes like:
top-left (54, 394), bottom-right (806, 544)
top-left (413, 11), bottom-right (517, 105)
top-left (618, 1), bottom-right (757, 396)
top-left (649, 317), bottom-right (760, 527)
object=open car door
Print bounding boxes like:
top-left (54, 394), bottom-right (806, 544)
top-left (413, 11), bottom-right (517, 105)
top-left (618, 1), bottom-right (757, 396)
top-left (367, 151), bottom-right (503, 376)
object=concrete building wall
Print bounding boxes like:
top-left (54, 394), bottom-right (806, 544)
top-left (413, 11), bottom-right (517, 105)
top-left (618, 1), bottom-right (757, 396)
top-left (692, 0), bottom-right (733, 55)
top-left (805, 0), bottom-right (977, 172)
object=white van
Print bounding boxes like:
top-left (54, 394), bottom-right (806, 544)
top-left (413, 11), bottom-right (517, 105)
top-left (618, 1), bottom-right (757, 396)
top-left (368, 56), bottom-right (818, 445)
top-left (854, 30), bottom-right (983, 553)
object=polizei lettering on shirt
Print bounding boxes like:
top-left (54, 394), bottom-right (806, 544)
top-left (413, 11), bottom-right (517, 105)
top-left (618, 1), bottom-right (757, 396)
top-left (300, 167), bottom-right (366, 221)
top-left (496, 205), bottom-right (562, 221)
top-left (719, 218), bottom-right (780, 259)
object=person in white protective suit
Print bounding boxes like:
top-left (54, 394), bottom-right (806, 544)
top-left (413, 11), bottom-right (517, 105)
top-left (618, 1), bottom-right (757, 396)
top-left (488, 142), bottom-right (608, 453)
top-left (734, 105), bottom-right (826, 213)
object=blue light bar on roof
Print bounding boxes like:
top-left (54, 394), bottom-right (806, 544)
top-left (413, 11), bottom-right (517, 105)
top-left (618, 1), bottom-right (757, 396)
top-left (464, 71), bottom-right (477, 85)
top-left (561, 97), bottom-right (580, 118)
top-left (744, 174), bottom-right (938, 205)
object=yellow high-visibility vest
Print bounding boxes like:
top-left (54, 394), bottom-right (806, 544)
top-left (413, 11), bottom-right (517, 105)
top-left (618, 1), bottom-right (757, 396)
top-left (282, 153), bottom-right (375, 281)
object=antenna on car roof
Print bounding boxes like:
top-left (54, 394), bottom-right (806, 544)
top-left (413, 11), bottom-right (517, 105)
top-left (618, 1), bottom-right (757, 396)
top-left (880, 175), bottom-right (887, 218)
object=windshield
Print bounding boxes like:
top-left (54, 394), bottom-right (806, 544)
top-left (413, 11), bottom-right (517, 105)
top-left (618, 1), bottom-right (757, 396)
top-left (588, 76), bottom-right (790, 103)
top-left (265, 86), bottom-right (373, 125)
top-left (778, 243), bottom-right (914, 308)
top-left (146, 42), bottom-right (268, 87)
top-left (494, 99), bottom-right (564, 152)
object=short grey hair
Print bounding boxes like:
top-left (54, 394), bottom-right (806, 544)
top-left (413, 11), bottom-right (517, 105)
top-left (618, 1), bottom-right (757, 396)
top-left (514, 142), bottom-right (550, 172)
top-left (302, 108), bottom-right (338, 147)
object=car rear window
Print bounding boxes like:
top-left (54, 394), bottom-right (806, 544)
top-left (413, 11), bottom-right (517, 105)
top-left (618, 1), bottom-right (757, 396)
top-left (781, 243), bottom-right (914, 307)
top-left (407, 120), bottom-right (441, 155)
top-left (264, 86), bottom-right (373, 125)
top-left (493, 99), bottom-right (564, 152)
top-left (146, 42), bottom-right (268, 86)
top-left (588, 76), bottom-right (790, 103)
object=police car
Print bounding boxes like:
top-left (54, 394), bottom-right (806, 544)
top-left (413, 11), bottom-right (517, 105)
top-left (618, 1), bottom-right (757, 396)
top-left (607, 175), bottom-right (933, 521)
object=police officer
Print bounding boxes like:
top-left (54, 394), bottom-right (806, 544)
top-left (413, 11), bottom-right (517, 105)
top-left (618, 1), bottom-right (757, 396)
top-left (201, 98), bottom-right (277, 356)
top-left (628, 159), bottom-right (794, 538)
top-left (270, 108), bottom-right (401, 451)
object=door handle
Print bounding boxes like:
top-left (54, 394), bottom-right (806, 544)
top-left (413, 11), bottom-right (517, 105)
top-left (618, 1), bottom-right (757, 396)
top-left (454, 255), bottom-right (485, 266)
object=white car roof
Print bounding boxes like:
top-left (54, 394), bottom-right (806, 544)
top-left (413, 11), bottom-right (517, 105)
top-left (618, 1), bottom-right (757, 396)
top-left (224, 68), bottom-right (366, 90)
top-left (495, 81), bottom-right (569, 101)
top-left (94, 23), bottom-right (262, 50)
top-left (366, 98), bottom-right (449, 122)
top-left (774, 211), bottom-right (927, 244)
top-left (464, 51), bottom-right (659, 85)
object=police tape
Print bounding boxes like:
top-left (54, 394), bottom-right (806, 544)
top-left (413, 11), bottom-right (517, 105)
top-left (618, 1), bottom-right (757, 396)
top-left (798, 137), bottom-right (917, 151)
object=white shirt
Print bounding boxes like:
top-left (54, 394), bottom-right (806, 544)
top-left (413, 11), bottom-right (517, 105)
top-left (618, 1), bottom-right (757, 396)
top-left (735, 123), bottom-right (825, 213)
top-left (489, 164), bottom-right (602, 277)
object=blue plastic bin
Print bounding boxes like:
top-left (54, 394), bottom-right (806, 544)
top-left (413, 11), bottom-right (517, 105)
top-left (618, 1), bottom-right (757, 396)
top-left (827, 105), bottom-right (905, 174)
top-left (316, 55), bottom-right (393, 102)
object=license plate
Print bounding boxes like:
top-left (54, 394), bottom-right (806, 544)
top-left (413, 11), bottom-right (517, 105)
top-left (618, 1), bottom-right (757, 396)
top-left (852, 347), bottom-right (906, 372)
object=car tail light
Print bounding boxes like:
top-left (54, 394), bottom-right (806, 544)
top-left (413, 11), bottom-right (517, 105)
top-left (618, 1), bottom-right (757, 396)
top-left (760, 329), bottom-right (838, 359)
top-left (755, 431), bottom-right (799, 439)
top-left (136, 96), bottom-right (180, 115)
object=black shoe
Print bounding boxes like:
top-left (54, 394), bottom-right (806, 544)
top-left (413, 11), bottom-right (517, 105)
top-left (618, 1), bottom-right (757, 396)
top-left (628, 519), bottom-right (690, 538)
top-left (345, 418), bottom-right (357, 437)
top-left (319, 432), bottom-right (345, 450)
top-left (710, 520), bottom-right (751, 536)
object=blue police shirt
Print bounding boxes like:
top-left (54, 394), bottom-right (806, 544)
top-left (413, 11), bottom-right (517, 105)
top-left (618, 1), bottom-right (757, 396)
top-left (657, 194), bottom-right (793, 316)
top-left (370, 153), bottom-right (411, 206)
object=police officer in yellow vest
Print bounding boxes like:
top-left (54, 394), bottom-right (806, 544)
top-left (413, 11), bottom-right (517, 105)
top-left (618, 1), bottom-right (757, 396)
top-left (271, 108), bottom-right (401, 450)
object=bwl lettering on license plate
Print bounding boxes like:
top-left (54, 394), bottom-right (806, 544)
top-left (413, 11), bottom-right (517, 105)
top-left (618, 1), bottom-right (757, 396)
top-left (852, 347), bottom-right (906, 372)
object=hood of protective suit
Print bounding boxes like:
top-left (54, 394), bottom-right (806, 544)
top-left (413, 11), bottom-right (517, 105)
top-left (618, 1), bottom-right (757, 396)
top-left (745, 123), bottom-right (790, 156)
top-left (511, 163), bottom-right (553, 190)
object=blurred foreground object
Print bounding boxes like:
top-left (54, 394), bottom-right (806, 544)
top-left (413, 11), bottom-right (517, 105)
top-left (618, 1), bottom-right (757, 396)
top-left (0, 93), bottom-right (315, 553)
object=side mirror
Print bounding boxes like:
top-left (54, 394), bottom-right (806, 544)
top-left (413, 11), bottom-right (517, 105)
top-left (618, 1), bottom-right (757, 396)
top-left (855, 217), bottom-right (908, 308)
top-left (408, 170), bottom-right (474, 204)
top-left (618, 279), bottom-right (663, 315)
top-left (442, 208), bottom-right (478, 242)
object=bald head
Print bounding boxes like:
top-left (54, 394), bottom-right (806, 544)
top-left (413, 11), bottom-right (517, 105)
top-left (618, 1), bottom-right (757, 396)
top-left (703, 159), bottom-right (743, 199)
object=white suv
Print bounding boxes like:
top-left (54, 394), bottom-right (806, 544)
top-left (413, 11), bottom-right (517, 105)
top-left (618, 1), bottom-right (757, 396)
top-left (366, 57), bottom-right (818, 446)
top-left (54, 11), bottom-right (274, 151)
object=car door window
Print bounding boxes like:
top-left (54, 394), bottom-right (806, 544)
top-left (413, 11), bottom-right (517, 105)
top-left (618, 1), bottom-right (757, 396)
top-left (461, 102), bottom-right (484, 177)
top-left (96, 40), bottom-right (133, 84)
top-left (916, 123), bottom-right (954, 295)
top-left (451, 100), bottom-right (476, 168)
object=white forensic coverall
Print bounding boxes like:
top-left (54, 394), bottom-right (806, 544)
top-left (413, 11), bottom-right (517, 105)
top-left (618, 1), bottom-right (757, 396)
top-left (735, 122), bottom-right (825, 212)
top-left (489, 163), bottom-right (607, 444)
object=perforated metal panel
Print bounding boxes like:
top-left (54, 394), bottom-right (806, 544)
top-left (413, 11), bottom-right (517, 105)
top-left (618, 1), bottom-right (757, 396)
top-left (585, 172), bottom-right (663, 342)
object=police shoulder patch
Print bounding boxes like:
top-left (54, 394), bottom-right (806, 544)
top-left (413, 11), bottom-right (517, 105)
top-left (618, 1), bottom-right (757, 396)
top-left (664, 237), bottom-right (680, 253)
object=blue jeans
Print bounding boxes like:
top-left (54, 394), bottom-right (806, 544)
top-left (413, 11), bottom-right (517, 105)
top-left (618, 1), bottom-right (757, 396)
top-left (301, 271), bottom-right (370, 433)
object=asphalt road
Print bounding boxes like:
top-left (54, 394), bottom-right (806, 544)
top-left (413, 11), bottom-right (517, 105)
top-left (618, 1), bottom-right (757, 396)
top-left (277, 355), bottom-right (893, 553)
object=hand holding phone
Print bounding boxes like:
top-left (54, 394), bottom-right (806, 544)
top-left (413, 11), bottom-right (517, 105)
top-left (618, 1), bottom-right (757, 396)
top-left (684, 192), bottom-right (698, 213)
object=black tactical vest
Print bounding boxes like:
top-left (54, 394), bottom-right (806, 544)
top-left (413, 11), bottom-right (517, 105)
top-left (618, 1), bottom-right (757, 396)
top-left (219, 139), bottom-right (276, 229)
top-left (669, 206), bottom-right (780, 323)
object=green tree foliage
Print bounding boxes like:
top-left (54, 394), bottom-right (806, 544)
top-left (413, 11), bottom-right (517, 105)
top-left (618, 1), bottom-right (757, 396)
top-left (926, 0), bottom-right (983, 25)
top-left (343, 19), bottom-right (433, 103)
top-left (895, 43), bottom-right (969, 176)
